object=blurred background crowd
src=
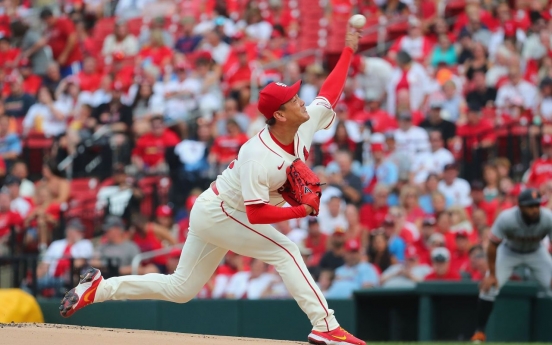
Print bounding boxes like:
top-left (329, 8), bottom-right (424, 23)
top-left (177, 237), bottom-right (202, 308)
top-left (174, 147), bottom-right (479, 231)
top-left (0, 0), bottom-right (551, 300)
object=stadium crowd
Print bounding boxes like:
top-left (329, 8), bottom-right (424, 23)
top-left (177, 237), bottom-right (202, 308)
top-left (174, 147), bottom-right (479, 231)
top-left (1, 0), bottom-right (552, 299)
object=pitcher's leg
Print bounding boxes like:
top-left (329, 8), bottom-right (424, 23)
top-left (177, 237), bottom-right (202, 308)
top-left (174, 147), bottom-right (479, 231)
top-left (203, 203), bottom-right (338, 332)
top-left (95, 233), bottom-right (227, 303)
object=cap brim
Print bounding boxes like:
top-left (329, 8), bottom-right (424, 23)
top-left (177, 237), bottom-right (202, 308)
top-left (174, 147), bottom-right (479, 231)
top-left (519, 200), bottom-right (541, 206)
top-left (282, 80), bottom-right (302, 105)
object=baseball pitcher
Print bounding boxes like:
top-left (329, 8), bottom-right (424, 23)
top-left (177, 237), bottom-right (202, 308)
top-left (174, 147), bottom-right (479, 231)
top-left (59, 27), bottom-right (365, 345)
top-left (471, 188), bottom-right (552, 343)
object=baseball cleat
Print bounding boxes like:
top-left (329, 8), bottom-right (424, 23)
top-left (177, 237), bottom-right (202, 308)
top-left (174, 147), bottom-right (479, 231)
top-left (59, 267), bottom-right (103, 318)
top-left (471, 331), bottom-right (486, 343)
top-left (308, 327), bottom-right (366, 345)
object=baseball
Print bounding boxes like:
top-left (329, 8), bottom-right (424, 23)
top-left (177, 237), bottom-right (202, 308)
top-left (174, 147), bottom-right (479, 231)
top-left (349, 14), bottom-right (367, 29)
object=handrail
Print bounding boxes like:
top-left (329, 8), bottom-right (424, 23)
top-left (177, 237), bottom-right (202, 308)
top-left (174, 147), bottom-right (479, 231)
top-left (131, 243), bottom-right (184, 275)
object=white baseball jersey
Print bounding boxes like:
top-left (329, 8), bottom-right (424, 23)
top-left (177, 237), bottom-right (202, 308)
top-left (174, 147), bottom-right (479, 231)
top-left (214, 96), bottom-right (336, 212)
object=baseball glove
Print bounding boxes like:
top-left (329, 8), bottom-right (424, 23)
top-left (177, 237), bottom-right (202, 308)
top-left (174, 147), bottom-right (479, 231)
top-left (281, 159), bottom-right (322, 216)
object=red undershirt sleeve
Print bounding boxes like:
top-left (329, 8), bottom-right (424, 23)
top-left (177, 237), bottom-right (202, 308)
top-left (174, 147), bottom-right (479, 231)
top-left (246, 204), bottom-right (307, 224)
top-left (318, 47), bottom-right (354, 107)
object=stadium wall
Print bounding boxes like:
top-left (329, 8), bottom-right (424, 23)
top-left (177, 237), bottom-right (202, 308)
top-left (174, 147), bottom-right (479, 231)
top-left (37, 282), bottom-right (552, 342)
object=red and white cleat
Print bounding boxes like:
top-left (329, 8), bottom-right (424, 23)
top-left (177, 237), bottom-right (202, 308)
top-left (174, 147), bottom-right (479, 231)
top-left (59, 267), bottom-right (103, 318)
top-left (308, 327), bottom-right (366, 345)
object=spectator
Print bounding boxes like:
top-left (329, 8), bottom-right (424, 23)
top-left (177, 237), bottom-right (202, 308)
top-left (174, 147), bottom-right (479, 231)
top-left (40, 161), bottom-right (70, 205)
top-left (319, 228), bottom-right (347, 274)
top-left (359, 184), bottom-right (390, 231)
top-left (29, 218), bottom-right (93, 296)
top-left (424, 247), bottom-right (461, 281)
top-left (387, 51), bottom-right (433, 117)
top-left (40, 8), bottom-right (82, 77)
top-left (76, 57), bottom-right (102, 93)
top-left (448, 206), bottom-right (477, 242)
top-left (387, 205), bottom-right (419, 245)
top-left (225, 46), bottom-right (252, 94)
top-left (0, 115), bottom-right (22, 165)
top-left (431, 191), bottom-right (449, 216)
top-left (328, 150), bottom-right (362, 205)
top-left (539, 77), bottom-right (552, 121)
top-left (419, 101), bottom-right (457, 145)
top-left (18, 59), bottom-right (42, 96)
top-left (340, 79), bottom-right (364, 117)
top-left (450, 230), bottom-right (471, 274)
top-left (467, 180), bottom-right (497, 226)
top-left (357, 57), bottom-right (394, 101)
top-left (494, 157), bottom-right (510, 181)
top-left (456, 103), bottom-right (496, 155)
top-left (496, 65), bottom-right (539, 112)
top-left (352, 91), bottom-right (397, 134)
top-left (0, 192), bottom-right (23, 255)
top-left (439, 80), bottom-right (463, 123)
top-left (208, 119), bottom-right (248, 174)
top-left (325, 239), bottom-right (379, 298)
top-left (399, 185), bottom-right (424, 230)
top-left (318, 196), bottom-right (348, 235)
top-left (527, 135), bottom-right (552, 188)
top-left (380, 0), bottom-right (409, 17)
top-left (4, 75), bottom-right (35, 118)
top-left (138, 17), bottom-right (174, 49)
top-left (130, 81), bottom-right (160, 135)
top-left (199, 31), bottom-right (230, 65)
top-left (9, 20), bottom-right (50, 76)
top-left (458, 5), bottom-right (492, 46)
top-left (388, 17), bottom-right (432, 63)
top-left (23, 85), bottom-right (70, 138)
top-left (431, 34), bottom-right (457, 67)
top-left (466, 70), bottom-right (497, 110)
top-left (138, 29), bottom-right (174, 68)
top-left (101, 21), bottom-right (139, 57)
top-left (321, 122), bottom-right (362, 165)
top-left (413, 217), bottom-right (437, 265)
top-left (42, 62), bottom-right (62, 95)
top-left (90, 215), bottom-right (154, 276)
top-left (130, 213), bottom-right (177, 274)
top-left (464, 42), bottom-right (489, 82)
top-left (96, 164), bottom-right (142, 219)
top-left (225, 259), bottom-right (276, 299)
top-left (438, 163), bottom-right (472, 207)
top-left (131, 116), bottom-right (180, 174)
top-left (344, 205), bottom-right (367, 242)
top-left (384, 131), bottom-right (411, 180)
top-left (360, 142), bottom-right (399, 198)
top-left (24, 185), bottom-right (61, 252)
top-left (368, 230), bottom-right (394, 272)
top-left (215, 98), bottom-right (249, 135)
top-left (303, 217), bottom-right (328, 267)
top-left (380, 246), bottom-right (432, 288)
top-left (394, 111), bottom-right (430, 155)
top-left (92, 81), bottom-right (133, 135)
top-left (5, 175), bottom-right (31, 218)
top-left (10, 160), bottom-right (34, 197)
top-left (482, 162), bottom-right (500, 201)
top-left (460, 244), bottom-right (487, 281)
top-left (175, 16), bottom-right (203, 55)
top-left (419, 174), bottom-right (445, 214)
top-left (411, 130), bottom-right (455, 185)
top-left (163, 62), bottom-right (201, 122)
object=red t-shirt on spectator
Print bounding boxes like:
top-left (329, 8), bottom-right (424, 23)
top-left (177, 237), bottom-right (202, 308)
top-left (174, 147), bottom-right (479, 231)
top-left (413, 239), bottom-right (431, 265)
top-left (453, 10), bottom-right (497, 34)
top-left (466, 200), bottom-right (498, 226)
top-left (22, 75), bottom-right (43, 95)
top-left (210, 133), bottom-right (249, 163)
top-left (342, 94), bottom-right (364, 117)
top-left (0, 48), bottom-right (19, 69)
top-left (359, 204), bottom-right (388, 231)
top-left (424, 269), bottom-right (462, 281)
top-left (352, 109), bottom-right (398, 133)
top-left (132, 129), bottom-right (180, 167)
top-left (139, 46), bottom-right (173, 67)
top-left (304, 234), bottom-right (328, 267)
top-left (45, 18), bottom-right (83, 66)
top-left (0, 211), bottom-right (23, 237)
top-left (450, 250), bottom-right (470, 274)
top-left (77, 71), bottom-right (103, 92)
top-left (527, 157), bottom-right (552, 188)
top-left (133, 223), bottom-right (166, 266)
top-left (456, 119), bottom-right (496, 151)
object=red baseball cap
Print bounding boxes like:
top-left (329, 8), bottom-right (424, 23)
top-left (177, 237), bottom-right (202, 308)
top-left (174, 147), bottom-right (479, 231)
top-left (371, 143), bottom-right (384, 152)
top-left (156, 205), bottom-right (173, 218)
top-left (258, 81), bottom-right (302, 120)
top-left (345, 239), bottom-right (360, 252)
top-left (455, 230), bottom-right (469, 238)
top-left (542, 135), bottom-right (552, 146)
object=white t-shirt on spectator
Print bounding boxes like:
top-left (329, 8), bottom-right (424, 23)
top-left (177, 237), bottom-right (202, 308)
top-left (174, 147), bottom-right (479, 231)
top-left (438, 178), bottom-right (472, 207)
top-left (19, 179), bottom-right (35, 198)
top-left (496, 80), bottom-right (539, 111)
top-left (163, 78), bottom-right (202, 120)
top-left (201, 41), bottom-right (231, 65)
top-left (225, 271), bottom-right (276, 299)
top-left (96, 186), bottom-right (133, 217)
top-left (312, 120), bottom-right (362, 144)
top-left (287, 228), bottom-right (307, 244)
top-left (114, 0), bottom-right (154, 19)
top-left (541, 98), bottom-right (552, 121)
top-left (394, 126), bottom-right (430, 155)
top-left (23, 101), bottom-right (70, 137)
top-left (11, 197), bottom-right (31, 218)
top-left (411, 148), bottom-right (454, 184)
top-left (359, 57), bottom-right (393, 99)
top-left (43, 238), bottom-right (94, 277)
top-left (318, 212), bottom-right (349, 236)
top-left (102, 34), bottom-right (139, 57)
top-left (381, 263), bottom-right (432, 288)
top-left (211, 274), bottom-right (231, 299)
top-left (245, 21), bottom-right (273, 41)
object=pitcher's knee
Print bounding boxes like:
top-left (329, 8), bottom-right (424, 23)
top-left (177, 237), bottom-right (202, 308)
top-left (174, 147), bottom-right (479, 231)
top-left (167, 274), bottom-right (197, 303)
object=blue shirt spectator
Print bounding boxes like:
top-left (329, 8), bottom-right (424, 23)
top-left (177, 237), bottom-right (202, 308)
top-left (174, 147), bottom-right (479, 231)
top-left (0, 116), bottom-right (22, 161)
top-left (325, 239), bottom-right (379, 298)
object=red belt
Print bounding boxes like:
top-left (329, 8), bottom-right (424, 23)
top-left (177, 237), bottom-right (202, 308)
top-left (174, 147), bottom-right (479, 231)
top-left (211, 182), bottom-right (219, 196)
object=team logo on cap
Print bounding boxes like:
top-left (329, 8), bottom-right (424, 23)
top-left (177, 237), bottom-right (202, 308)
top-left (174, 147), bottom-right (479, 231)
top-left (304, 186), bottom-right (312, 193)
top-left (532, 190), bottom-right (538, 199)
top-left (275, 82), bottom-right (287, 87)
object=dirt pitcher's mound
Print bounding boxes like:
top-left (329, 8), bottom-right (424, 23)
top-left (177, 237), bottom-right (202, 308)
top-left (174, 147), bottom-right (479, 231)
top-left (0, 323), bottom-right (307, 345)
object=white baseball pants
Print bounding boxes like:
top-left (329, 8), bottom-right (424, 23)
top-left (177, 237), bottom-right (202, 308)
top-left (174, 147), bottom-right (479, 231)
top-left (94, 188), bottom-right (339, 332)
top-left (479, 244), bottom-right (552, 301)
